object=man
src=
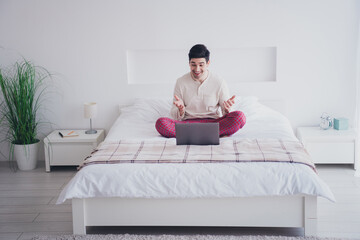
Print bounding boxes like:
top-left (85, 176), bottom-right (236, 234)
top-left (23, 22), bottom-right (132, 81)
top-left (155, 44), bottom-right (246, 138)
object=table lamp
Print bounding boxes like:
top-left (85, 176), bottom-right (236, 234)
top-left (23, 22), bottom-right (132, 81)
top-left (84, 102), bottom-right (98, 134)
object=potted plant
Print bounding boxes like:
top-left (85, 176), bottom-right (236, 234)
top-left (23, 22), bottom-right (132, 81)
top-left (0, 59), bottom-right (51, 170)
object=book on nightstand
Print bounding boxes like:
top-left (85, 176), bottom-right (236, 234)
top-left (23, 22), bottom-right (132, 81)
top-left (58, 130), bottom-right (79, 138)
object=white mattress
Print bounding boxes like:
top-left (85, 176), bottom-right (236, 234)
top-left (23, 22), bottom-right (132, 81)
top-left (57, 97), bottom-right (335, 203)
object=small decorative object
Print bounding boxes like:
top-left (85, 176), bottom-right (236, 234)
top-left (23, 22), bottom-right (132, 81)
top-left (333, 117), bottom-right (349, 130)
top-left (84, 102), bottom-right (98, 134)
top-left (320, 112), bottom-right (333, 130)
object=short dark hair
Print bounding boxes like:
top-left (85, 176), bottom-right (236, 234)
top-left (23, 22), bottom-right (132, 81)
top-left (188, 44), bottom-right (210, 62)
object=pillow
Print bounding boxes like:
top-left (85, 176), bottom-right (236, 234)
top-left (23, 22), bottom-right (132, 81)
top-left (233, 96), bottom-right (258, 111)
top-left (119, 96), bottom-right (259, 123)
top-left (120, 98), bottom-right (172, 123)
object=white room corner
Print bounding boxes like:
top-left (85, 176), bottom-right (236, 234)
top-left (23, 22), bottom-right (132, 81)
top-left (355, 14), bottom-right (360, 177)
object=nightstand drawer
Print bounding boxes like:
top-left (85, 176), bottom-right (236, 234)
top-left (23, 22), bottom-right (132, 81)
top-left (49, 142), bottom-right (95, 166)
top-left (44, 129), bottom-right (105, 172)
top-left (297, 127), bottom-right (357, 169)
top-left (305, 142), bottom-right (354, 164)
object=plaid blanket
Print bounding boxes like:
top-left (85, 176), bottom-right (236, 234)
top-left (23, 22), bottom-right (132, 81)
top-left (79, 139), bottom-right (316, 172)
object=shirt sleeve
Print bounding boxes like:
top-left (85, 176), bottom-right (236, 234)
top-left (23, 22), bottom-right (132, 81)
top-left (170, 79), bottom-right (185, 120)
top-left (219, 79), bottom-right (231, 116)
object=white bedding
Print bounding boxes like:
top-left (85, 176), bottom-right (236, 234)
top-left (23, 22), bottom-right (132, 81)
top-left (57, 97), bottom-right (335, 203)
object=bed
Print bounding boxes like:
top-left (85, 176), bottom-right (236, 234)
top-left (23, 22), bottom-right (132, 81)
top-left (57, 97), bottom-right (335, 236)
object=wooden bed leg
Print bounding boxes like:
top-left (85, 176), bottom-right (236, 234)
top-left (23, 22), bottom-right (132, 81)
top-left (72, 198), bottom-right (86, 234)
top-left (304, 196), bottom-right (317, 236)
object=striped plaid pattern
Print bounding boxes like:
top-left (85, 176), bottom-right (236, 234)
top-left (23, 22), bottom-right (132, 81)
top-left (155, 111), bottom-right (246, 138)
top-left (79, 138), bottom-right (316, 172)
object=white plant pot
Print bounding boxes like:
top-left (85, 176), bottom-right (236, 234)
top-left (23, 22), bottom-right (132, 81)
top-left (13, 141), bottom-right (40, 171)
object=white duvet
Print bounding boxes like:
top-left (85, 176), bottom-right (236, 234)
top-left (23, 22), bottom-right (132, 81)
top-left (57, 97), bottom-right (335, 203)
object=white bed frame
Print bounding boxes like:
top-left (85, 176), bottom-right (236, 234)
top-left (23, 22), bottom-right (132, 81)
top-left (72, 98), bottom-right (317, 236)
top-left (72, 195), bottom-right (317, 236)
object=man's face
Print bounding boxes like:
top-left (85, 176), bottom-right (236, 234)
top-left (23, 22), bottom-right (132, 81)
top-left (189, 58), bottom-right (210, 80)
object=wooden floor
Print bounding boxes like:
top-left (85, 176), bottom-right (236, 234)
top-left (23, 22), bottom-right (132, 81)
top-left (0, 162), bottom-right (359, 240)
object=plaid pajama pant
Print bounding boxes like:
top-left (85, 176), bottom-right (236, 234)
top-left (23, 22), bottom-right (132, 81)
top-left (155, 111), bottom-right (246, 138)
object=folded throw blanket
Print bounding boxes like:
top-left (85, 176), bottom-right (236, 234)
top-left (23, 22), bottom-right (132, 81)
top-left (79, 139), bottom-right (316, 172)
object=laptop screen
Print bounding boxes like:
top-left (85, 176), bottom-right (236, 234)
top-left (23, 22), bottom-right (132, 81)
top-left (175, 122), bottom-right (219, 145)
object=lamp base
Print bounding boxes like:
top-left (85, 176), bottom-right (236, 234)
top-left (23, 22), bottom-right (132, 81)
top-left (85, 129), bottom-right (97, 134)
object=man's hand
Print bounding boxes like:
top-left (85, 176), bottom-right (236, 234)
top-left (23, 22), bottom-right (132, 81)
top-left (223, 95), bottom-right (235, 114)
top-left (174, 95), bottom-right (185, 115)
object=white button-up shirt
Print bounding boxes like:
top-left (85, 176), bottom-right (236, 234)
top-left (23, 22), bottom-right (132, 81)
top-left (170, 71), bottom-right (230, 120)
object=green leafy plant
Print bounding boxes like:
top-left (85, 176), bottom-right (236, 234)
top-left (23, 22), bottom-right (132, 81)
top-left (0, 59), bottom-right (50, 146)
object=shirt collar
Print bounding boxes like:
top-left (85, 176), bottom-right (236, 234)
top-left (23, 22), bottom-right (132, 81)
top-left (191, 70), bottom-right (210, 84)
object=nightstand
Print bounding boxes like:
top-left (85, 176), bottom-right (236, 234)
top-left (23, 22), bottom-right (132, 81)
top-left (297, 127), bottom-right (357, 169)
top-left (44, 129), bottom-right (105, 172)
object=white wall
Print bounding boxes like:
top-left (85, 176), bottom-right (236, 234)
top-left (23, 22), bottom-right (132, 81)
top-left (0, 0), bottom-right (359, 161)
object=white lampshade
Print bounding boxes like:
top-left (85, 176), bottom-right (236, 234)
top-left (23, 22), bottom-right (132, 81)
top-left (84, 102), bottom-right (98, 119)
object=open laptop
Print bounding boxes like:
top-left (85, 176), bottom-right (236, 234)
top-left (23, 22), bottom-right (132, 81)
top-left (175, 122), bottom-right (219, 145)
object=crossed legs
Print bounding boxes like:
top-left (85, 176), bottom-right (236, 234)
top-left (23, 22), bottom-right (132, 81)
top-left (155, 111), bottom-right (246, 138)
